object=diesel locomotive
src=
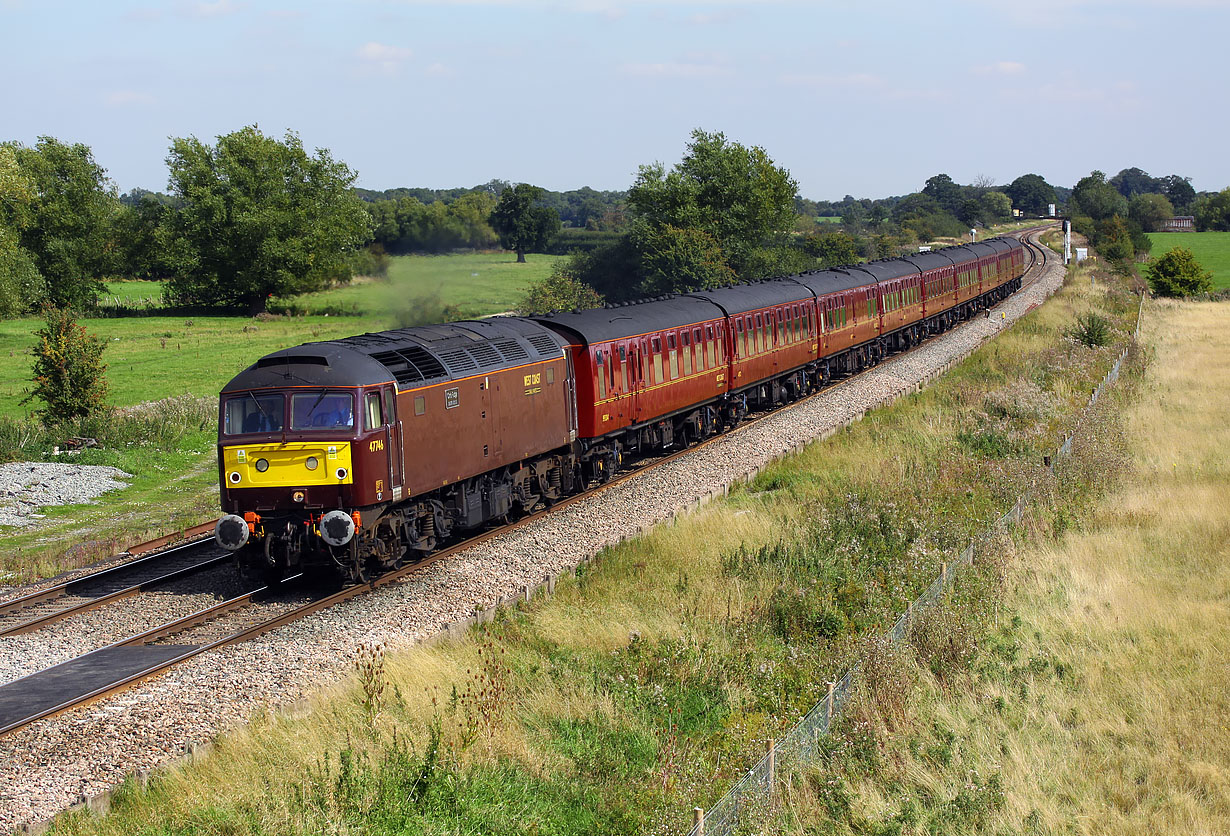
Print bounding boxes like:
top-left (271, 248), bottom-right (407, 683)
top-left (214, 237), bottom-right (1026, 582)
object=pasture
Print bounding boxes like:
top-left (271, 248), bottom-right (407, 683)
top-left (272, 251), bottom-right (564, 318)
top-left (1, 252), bottom-right (562, 417)
top-left (1143, 231), bottom-right (1230, 289)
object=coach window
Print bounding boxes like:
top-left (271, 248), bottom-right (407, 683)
top-left (651, 337), bottom-right (664, 384)
top-left (619, 345), bottom-right (629, 392)
top-left (681, 331), bottom-right (693, 375)
top-left (666, 333), bottom-right (678, 380)
top-left (706, 325), bottom-right (717, 367)
top-left (364, 392), bottom-right (382, 432)
top-left (596, 349), bottom-right (607, 399)
top-left (735, 319), bottom-right (745, 358)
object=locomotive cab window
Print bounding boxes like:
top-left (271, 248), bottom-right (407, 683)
top-left (364, 392), bottom-right (383, 432)
top-left (224, 393), bottom-right (284, 435)
top-left (291, 392), bottom-right (354, 430)
top-left (414, 395), bottom-right (426, 416)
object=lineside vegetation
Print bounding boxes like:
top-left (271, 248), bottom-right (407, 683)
top-left (40, 255), bottom-right (1151, 835)
top-left (777, 297), bottom-right (1229, 834)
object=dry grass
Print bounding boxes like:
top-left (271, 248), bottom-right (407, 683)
top-left (784, 298), bottom-right (1230, 835)
top-left (995, 298), bottom-right (1230, 832)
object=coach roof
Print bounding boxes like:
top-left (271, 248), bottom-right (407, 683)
top-left (686, 279), bottom-right (813, 316)
top-left (534, 296), bottom-right (725, 345)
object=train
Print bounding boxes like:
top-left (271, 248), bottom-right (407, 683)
top-left (213, 237), bottom-right (1026, 582)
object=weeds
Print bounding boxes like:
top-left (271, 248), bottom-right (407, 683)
top-left (354, 642), bottom-right (388, 723)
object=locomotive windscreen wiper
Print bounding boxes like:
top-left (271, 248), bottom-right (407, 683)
top-left (248, 391), bottom-right (276, 428)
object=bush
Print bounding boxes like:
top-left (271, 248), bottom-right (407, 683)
top-left (1066, 312), bottom-right (1112, 347)
top-left (1146, 246), bottom-right (1214, 297)
top-left (24, 306), bottom-right (108, 425)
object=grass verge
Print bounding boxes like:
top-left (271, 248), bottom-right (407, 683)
top-left (41, 258), bottom-right (1142, 835)
top-left (0, 396), bottom-right (219, 582)
top-left (776, 298), bottom-right (1229, 833)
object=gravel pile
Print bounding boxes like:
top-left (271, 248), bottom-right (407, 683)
top-left (0, 463), bottom-right (131, 530)
top-left (0, 243), bottom-right (1065, 832)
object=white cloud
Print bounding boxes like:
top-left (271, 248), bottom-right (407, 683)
top-left (974, 61), bottom-right (1026, 75)
top-left (779, 72), bottom-right (881, 89)
top-left (619, 62), bottom-right (730, 79)
top-left (103, 90), bottom-right (156, 107)
top-left (357, 41), bottom-right (414, 74)
top-left (180, 0), bottom-right (241, 19)
top-left (424, 62), bottom-right (454, 77)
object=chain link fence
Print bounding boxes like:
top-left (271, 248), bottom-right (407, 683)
top-left (684, 296), bottom-right (1145, 836)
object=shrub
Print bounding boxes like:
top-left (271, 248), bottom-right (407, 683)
top-left (1146, 246), bottom-right (1214, 297)
top-left (24, 306), bottom-right (108, 425)
top-left (1066, 312), bottom-right (1112, 347)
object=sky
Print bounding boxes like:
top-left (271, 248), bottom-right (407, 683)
top-left (3, 0), bottom-right (1228, 201)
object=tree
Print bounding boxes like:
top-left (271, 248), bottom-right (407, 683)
top-left (803, 231), bottom-right (860, 268)
top-left (1005, 173), bottom-right (1056, 215)
top-left (1146, 247), bottom-right (1214, 297)
top-left (517, 265), bottom-right (604, 315)
top-left (922, 173), bottom-right (962, 215)
top-left (1158, 175), bottom-right (1196, 211)
top-left (1109, 167), bottom-right (1160, 198)
top-left (163, 126), bottom-right (371, 314)
top-left (634, 224), bottom-right (737, 294)
top-left (489, 183), bottom-right (560, 262)
top-left (1194, 188), bottom-right (1230, 232)
top-left (1128, 192), bottom-right (1174, 233)
top-left (627, 129), bottom-right (797, 277)
top-left (24, 306), bottom-right (108, 424)
top-left (0, 145), bottom-right (46, 317)
top-left (5, 137), bottom-right (116, 308)
top-left (1070, 170), bottom-right (1128, 221)
top-left (979, 190), bottom-right (1013, 222)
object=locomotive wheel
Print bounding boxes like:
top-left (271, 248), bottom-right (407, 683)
top-left (342, 539), bottom-right (372, 585)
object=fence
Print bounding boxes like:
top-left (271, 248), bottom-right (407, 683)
top-left (685, 295), bottom-right (1144, 836)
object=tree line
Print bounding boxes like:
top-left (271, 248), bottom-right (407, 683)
top-left (2, 124), bottom-right (1226, 321)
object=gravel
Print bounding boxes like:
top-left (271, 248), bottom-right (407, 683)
top-left (0, 462), bottom-right (131, 530)
top-left (0, 241), bottom-right (1065, 832)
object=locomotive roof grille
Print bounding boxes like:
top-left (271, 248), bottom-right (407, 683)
top-left (369, 345), bottom-right (449, 385)
top-left (494, 339), bottom-right (529, 363)
top-left (527, 332), bottom-right (561, 355)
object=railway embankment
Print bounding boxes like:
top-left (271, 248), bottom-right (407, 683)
top-left (1, 236), bottom-right (1162, 834)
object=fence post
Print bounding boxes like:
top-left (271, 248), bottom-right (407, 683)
top-left (693, 806), bottom-right (704, 836)
top-left (940, 561), bottom-right (947, 590)
top-left (767, 738), bottom-right (776, 802)
top-left (825, 680), bottom-right (835, 726)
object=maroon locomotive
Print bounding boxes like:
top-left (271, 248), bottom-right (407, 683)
top-left (214, 237), bottom-right (1025, 581)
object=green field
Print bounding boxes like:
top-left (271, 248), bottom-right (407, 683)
top-left (100, 280), bottom-right (166, 307)
top-left (273, 251), bottom-right (564, 318)
top-left (0, 252), bottom-right (561, 417)
top-left (1143, 231), bottom-right (1230, 289)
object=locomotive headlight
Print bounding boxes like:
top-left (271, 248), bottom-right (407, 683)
top-left (305, 456), bottom-right (319, 471)
top-left (255, 458), bottom-right (270, 473)
top-left (335, 467), bottom-right (348, 481)
top-left (229, 471), bottom-right (241, 484)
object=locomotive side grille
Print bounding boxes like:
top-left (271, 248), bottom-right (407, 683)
top-left (494, 339), bottom-right (529, 363)
top-left (526, 333), bottom-right (560, 356)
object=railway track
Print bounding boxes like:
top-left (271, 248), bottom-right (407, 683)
top-left (0, 539), bottom-right (228, 637)
top-left (0, 225), bottom-right (1056, 738)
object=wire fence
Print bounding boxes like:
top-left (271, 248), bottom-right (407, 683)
top-left (684, 295), bottom-right (1145, 836)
